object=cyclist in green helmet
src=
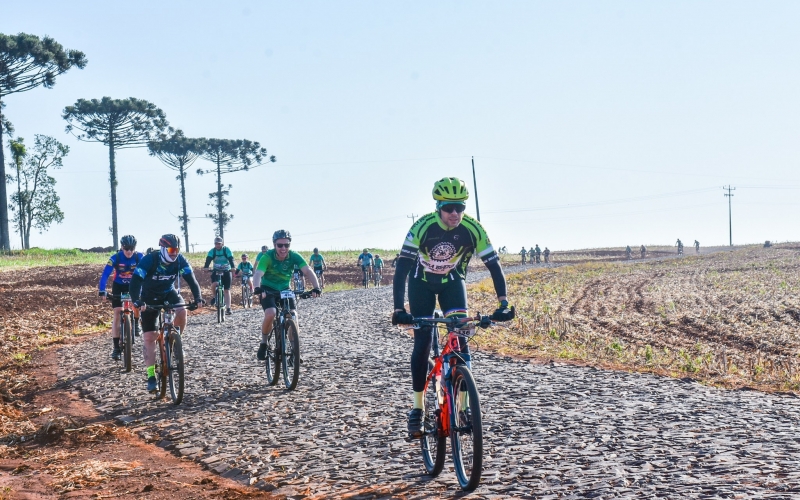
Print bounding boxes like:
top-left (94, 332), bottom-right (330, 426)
top-left (308, 248), bottom-right (326, 289)
top-left (392, 177), bottom-right (515, 439)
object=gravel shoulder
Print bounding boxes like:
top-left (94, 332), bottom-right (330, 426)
top-left (57, 275), bottom-right (800, 498)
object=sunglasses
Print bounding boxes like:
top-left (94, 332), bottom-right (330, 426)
top-left (440, 204), bottom-right (466, 214)
top-left (275, 243), bottom-right (290, 249)
top-left (122, 246), bottom-right (135, 251)
top-left (165, 246), bottom-right (180, 255)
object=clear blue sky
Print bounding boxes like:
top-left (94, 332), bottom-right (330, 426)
top-left (3, 1), bottom-right (799, 252)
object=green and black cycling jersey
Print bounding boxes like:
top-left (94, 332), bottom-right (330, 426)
top-left (399, 212), bottom-right (498, 282)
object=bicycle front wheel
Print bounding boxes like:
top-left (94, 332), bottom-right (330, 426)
top-left (167, 331), bottom-right (185, 405)
top-left (265, 324), bottom-right (280, 385)
top-left (450, 364), bottom-right (483, 491)
top-left (155, 338), bottom-right (168, 400)
top-left (121, 314), bottom-right (133, 373)
top-left (421, 362), bottom-right (446, 476)
top-left (241, 285), bottom-right (247, 308)
top-left (217, 287), bottom-right (225, 323)
top-left (281, 318), bottom-right (300, 390)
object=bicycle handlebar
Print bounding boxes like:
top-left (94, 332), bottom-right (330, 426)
top-left (141, 301), bottom-right (201, 311)
top-left (411, 315), bottom-right (491, 329)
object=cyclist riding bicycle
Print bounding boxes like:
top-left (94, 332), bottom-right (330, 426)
top-left (253, 230), bottom-right (321, 360)
top-left (543, 247), bottom-right (551, 263)
top-left (204, 236), bottom-right (235, 315)
top-left (391, 177), bottom-right (515, 439)
top-left (130, 234), bottom-right (204, 392)
top-left (676, 238), bottom-right (684, 255)
top-left (308, 248), bottom-right (326, 289)
top-left (694, 240), bottom-right (700, 254)
top-left (357, 248), bottom-right (374, 282)
top-left (392, 253), bottom-right (400, 268)
top-left (534, 244), bottom-right (542, 263)
top-left (235, 253), bottom-right (255, 295)
top-left (373, 254), bottom-right (384, 283)
top-left (255, 245), bottom-right (269, 267)
top-left (98, 234), bottom-right (143, 360)
top-left (625, 245), bottom-right (632, 259)
top-left (519, 247), bottom-right (527, 264)
top-left (640, 244), bottom-right (647, 259)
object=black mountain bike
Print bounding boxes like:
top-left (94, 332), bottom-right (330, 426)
top-left (361, 265), bottom-right (371, 288)
top-left (210, 268), bottom-right (227, 323)
top-left (107, 293), bottom-right (136, 373)
top-left (264, 289), bottom-right (312, 390)
top-left (240, 273), bottom-right (253, 308)
top-left (146, 301), bottom-right (198, 405)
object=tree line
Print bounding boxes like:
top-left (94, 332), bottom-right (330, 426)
top-left (0, 32), bottom-right (275, 250)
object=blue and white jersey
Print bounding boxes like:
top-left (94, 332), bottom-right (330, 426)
top-left (131, 253), bottom-right (194, 300)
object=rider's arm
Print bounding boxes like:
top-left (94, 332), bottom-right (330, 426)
top-left (98, 256), bottom-right (115, 293)
top-left (300, 265), bottom-right (320, 290)
top-left (203, 253), bottom-right (213, 268)
top-left (183, 270), bottom-right (202, 302)
top-left (392, 257), bottom-right (413, 310)
top-left (226, 248), bottom-right (235, 269)
top-left (129, 272), bottom-right (144, 303)
top-left (485, 259), bottom-right (508, 302)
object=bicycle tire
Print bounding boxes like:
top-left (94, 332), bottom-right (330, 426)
top-left (217, 286), bottom-right (224, 323)
top-left (168, 331), bottom-right (185, 405)
top-left (121, 314), bottom-right (133, 373)
top-left (155, 337), bottom-right (168, 400)
top-left (421, 361), bottom-right (446, 476)
top-left (450, 364), bottom-right (483, 491)
top-left (241, 285), bottom-right (246, 308)
top-left (281, 318), bottom-right (300, 390)
top-left (265, 323), bottom-right (280, 385)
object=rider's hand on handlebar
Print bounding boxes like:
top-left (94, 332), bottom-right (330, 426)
top-left (133, 300), bottom-right (146, 311)
top-left (253, 286), bottom-right (262, 297)
top-left (490, 302), bottom-right (516, 322)
top-left (311, 288), bottom-right (321, 298)
top-left (392, 309), bottom-right (415, 326)
top-left (98, 290), bottom-right (106, 298)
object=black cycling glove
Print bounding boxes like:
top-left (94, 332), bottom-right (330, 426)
top-left (490, 301), bottom-right (516, 322)
top-left (253, 287), bottom-right (262, 295)
top-left (133, 300), bottom-right (145, 309)
top-left (392, 310), bottom-right (415, 325)
top-left (311, 288), bottom-right (322, 297)
top-left (98, 291), bottom-right (106, 297)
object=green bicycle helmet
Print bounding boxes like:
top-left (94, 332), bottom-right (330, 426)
top-left (432, 177), bottom-right (469, 202)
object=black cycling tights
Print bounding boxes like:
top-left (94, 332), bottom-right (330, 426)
top-left (408, 276), bottom-right (469, 393)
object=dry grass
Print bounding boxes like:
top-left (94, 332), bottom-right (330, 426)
top-left (470, 244), bottom-right (800, 391)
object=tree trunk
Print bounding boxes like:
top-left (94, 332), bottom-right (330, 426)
top-left (216, 157), bottom-right (223, 239)
top-left (108, 134), bottom-right (119, 249)
top-left (0, 98), bottom-right (9, 251)
top-left (179, 165), bottom-right (189, 250)
top-left (15, 158), bottom-right (24, 249)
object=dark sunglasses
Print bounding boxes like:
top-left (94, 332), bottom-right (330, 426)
top-left (122, 246), bottom-right (135, 251)
top-left (440, 204), bottom-right (466, 214)
top-left (276, 243), bottom-right (290, 248)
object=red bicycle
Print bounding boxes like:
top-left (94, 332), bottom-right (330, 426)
top-left (411, 313), bottom-right (495, 491)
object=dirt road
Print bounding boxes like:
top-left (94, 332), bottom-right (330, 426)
top-left (57, 280), bottom-right (800, 498)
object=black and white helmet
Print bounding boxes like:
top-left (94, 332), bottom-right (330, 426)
top-left (120, 234), bottom-right (137, 249)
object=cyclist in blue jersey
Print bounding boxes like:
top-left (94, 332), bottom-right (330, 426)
top-left (357, 249), bottom-right (374, 283)
top-left (130, 234), bottom-right (204, 392)
top-left (98, 235), bottom-right (143, 360)
top-left (204, 236), bottom-right (235, 315)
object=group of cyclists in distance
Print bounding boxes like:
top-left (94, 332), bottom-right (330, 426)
top-left (96, 176), bottom-right (515, 443)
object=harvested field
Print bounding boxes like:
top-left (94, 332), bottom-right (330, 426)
top-left (470, 244), bottom-right (800, 391)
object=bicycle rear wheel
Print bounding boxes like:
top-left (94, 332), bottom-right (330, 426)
top-left (281, 318), bottom-right (300, 390)
top-left (450, 365), bottom-right (483, 491)
top-left (265, 323), bottom-right (280, 385)
top-left (421, 361), bottom-right (446, 476)
top-left (241, 285), bottom-right (247, 308)
top-left (217, 286), bottom-right (224, 323)
top-left (121, 314), bottom-right (133, 373)
top-left (167, 331), bottom-right (185, 405)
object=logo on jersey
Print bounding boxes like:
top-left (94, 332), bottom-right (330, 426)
top-left (406, 231), bottom-right (414, 242)
top-left (429, 242), bottom-right (457, 262)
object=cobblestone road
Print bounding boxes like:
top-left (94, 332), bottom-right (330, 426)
top-left (61, 280), bottom-right (800, 498)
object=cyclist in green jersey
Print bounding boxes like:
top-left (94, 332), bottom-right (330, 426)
top-left (392, 177), bottom-right (515, 439)
top-left (255, 245), bottom-right (269, 267)
top-left (308, 248), bottom-right (326, 289)
top-left (235, 253), bottom-right (255, 296)
top-left (253, 230), bottom-right (321, 360)
top-left (204, 237), bottom-right (235, 315)
top-left (373, 254), bottom-right (384, 285)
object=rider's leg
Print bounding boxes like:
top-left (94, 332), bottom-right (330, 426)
top-left (139, 307), bottom-right (159, 386)
top-left (439, 279), bottom-right (470, 410)
top-left (408, 277), bottom-right (438, 409)
top-left (211, 280), bottom-right (218, 304)
top-left (223, 272), bottom-right (232, 310)
top-left (112, 307), bottom-right (122, 339)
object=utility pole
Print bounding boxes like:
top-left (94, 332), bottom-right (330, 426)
top-left (407, 214), bottom-right (418, 225)
top-left (723, 186), bottom-right (735, 247)
top-left (471, 156), bottom-right (481, 221)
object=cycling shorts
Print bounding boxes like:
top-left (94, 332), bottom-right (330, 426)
top-left (109, 281), bottom-right (130, 309)
top-left (140, 289), bottom-right (184, 332)
top-left (313, 266), bottom-right (323, 275)
top-left (211, 270), bottom-right (232, 289)
top-left (259, 287), bottom-right (295, 311)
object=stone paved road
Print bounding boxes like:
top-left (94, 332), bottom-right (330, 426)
top-left (60, 281), bottom-right (800, 498)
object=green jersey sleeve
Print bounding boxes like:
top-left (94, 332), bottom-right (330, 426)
top-left (461, 214), bottom-right (497, 264)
